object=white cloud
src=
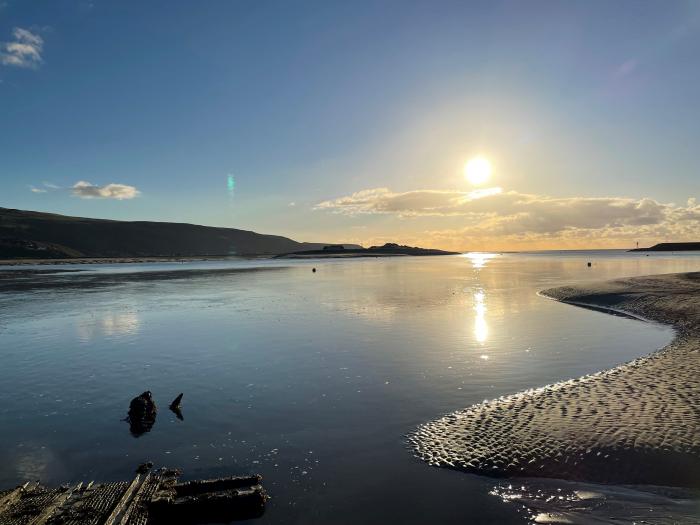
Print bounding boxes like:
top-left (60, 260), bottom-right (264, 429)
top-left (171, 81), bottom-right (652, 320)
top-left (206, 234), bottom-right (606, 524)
top-left (29, 181), bottom-right (140, 200)
top-left (1, 27), bottom-right (43, 68)
top-left (72, 181), bottom-right (140, 200)
top-left (315, 186), bottom-right (700, 248)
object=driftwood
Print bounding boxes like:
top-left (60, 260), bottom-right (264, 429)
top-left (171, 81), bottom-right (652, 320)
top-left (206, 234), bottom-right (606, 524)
top-left (0, 466), bottom-right (266, 525)
top-left (149, 474), bottom-right (266, 524)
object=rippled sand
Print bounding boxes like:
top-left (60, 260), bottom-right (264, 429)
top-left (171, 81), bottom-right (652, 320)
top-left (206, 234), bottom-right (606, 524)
top-left (409, 272), bottom-right (700, 487)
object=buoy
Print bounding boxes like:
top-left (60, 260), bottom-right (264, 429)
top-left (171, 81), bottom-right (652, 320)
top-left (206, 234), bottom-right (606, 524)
top-left (312, 268), bottom-right (316, 273)
top-left (587, 262), bottom-right (592, 267)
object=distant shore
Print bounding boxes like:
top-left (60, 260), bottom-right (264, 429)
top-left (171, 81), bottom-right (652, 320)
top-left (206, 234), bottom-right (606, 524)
top-left (629, 242), bottom-right (700, 252)
top-left (276, 243), bottom-right (459, 259)
top-left (410, 272), bottom-right (700, 487)
top-left (275, 252), bottom-right (407, 259)
top-left (0, 255), bottom-right (248, 266)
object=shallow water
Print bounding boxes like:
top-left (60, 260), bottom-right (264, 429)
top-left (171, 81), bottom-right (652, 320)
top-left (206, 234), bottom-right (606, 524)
top-left (0, 251), bottom-right (699, 524)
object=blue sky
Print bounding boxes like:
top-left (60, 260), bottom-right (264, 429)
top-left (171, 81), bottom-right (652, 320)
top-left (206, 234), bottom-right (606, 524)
top-left (1, 1), bottom-right (699, 249)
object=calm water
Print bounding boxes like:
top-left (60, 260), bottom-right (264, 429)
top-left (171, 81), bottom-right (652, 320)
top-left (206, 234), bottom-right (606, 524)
top-left (1, 251), bottom-right (699, 524)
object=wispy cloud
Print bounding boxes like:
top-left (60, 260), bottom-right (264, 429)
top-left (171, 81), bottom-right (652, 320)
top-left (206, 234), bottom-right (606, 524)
top-left (315, 186), bottom-right (700, 249)
top-left (28, 182), bottom-right (60, 194)
top-left (29, 181), bottom-right (141, 200)
top-left (72, 181), bottom-right (140, 200)
top-left (613, 58), bottom-right (639, 79)
top-left (1, 27), bottom-right (43, 69)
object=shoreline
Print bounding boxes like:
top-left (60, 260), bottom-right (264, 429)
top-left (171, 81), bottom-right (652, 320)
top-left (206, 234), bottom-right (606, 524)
top-left (409, 272), bottom-right (700, 487)
top-left (0, 255), bottom-right (259, 267)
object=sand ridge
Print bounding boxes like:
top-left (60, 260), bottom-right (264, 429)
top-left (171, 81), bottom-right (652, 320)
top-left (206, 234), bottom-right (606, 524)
top-left (409, 272), bottom-right (700, 486)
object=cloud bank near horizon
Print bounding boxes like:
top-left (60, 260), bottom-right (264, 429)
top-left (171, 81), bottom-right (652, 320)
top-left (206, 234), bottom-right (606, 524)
top-left (316, 187), bottom-right (700, 250)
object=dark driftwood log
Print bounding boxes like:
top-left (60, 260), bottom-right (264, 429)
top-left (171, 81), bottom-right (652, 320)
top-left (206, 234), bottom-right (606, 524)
top-left (149, 475), bottom-right (266, 524)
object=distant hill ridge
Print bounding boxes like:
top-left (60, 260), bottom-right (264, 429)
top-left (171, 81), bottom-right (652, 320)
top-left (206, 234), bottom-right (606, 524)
top-left (0, 207), bottom-right (360, 258)
top-left (630, 242), bottom-right (700, 252)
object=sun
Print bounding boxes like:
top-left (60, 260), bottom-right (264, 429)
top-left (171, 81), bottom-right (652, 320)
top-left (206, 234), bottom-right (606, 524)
top-left (464, 156), bottom-right (492, 186)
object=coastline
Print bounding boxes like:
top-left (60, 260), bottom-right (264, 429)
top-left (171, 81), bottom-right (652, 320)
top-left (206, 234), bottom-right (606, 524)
top-left (409, 272), bottom-right (700, 487)
top-left (0, 255), bottom-right (256, 266)
top-left (275, 252), bottom-right (408, 259)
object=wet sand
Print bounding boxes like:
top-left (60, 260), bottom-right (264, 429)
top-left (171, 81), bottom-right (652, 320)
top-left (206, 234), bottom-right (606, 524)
top-left (409, 272), bottom-right (700, 487)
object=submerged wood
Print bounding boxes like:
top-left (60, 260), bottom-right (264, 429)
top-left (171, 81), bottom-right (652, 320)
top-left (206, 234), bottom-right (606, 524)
top-left (0, 467), bottom-right (267, 525)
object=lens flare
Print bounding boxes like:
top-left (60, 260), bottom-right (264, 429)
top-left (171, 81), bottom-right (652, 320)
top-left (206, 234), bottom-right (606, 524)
top-left (227, 174), bottom-right (235, 198)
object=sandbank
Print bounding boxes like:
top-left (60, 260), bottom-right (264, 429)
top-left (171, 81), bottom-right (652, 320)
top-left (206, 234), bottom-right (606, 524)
top-left (409, 272), bottom-right (700, 486)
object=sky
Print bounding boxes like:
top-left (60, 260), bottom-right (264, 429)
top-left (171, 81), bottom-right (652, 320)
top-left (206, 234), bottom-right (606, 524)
top-left (1, 0), bottom-right (699, 251)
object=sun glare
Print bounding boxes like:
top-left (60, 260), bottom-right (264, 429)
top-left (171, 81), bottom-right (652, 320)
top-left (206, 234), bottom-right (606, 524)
top-left (465, 157), bottom-right (492, 186)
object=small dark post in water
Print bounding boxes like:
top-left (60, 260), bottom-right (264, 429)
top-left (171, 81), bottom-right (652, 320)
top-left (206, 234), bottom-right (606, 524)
top-left (170, 393), bottom-right (183, 410)
top-left (587, 262), bottom-right (592, 267)
top-left (312, 268), bottom-right (316, 273)
top-left (170, 393), bottom-right (184, 421)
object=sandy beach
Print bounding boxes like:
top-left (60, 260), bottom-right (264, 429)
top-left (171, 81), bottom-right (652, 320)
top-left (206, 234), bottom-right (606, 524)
top-left (410, 272), bottom-right (700, 487)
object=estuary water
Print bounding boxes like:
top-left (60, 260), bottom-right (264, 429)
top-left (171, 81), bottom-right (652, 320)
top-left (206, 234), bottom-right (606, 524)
top-left (1, 251), bottom-right (699, 524)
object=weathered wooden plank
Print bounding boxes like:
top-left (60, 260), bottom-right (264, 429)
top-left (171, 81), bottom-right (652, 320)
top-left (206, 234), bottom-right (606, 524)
top-left (0, 487), bottom-right (23, 514)
top-left (101, 475), bottom-right (141, 525)
top-left (113, 472), bottom-right (155, 525)
top-left (26, 483), bottom-right (81, 525)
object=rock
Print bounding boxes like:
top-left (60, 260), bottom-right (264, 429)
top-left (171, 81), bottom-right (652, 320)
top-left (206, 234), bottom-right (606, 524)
top-left (127, 391), bottom-right (157, 437)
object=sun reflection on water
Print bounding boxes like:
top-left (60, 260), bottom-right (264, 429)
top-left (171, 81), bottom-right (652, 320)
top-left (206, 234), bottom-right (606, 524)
top-left (463, 252), bottom-right (498, 269)
top-left (473, 290), bottom-right (488, 344)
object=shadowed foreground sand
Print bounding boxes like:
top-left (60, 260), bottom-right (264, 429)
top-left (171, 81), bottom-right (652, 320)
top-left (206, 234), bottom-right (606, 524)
top-left (409, 272), bottom-right (700, 487)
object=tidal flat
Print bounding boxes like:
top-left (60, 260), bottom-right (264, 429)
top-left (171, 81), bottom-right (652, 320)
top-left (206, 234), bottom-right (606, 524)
top-left (411, 272), bottom-right (700, 486)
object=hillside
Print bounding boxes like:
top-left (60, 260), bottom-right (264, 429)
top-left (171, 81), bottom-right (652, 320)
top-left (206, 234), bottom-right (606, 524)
top-left (629, 242), bottom-right (700, 252)
top-left (0, 208), bottom-right (359, 258)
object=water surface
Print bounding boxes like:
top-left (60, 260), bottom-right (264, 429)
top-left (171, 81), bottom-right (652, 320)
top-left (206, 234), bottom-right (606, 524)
top-left (1, 251), bottom-right (698, 523)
